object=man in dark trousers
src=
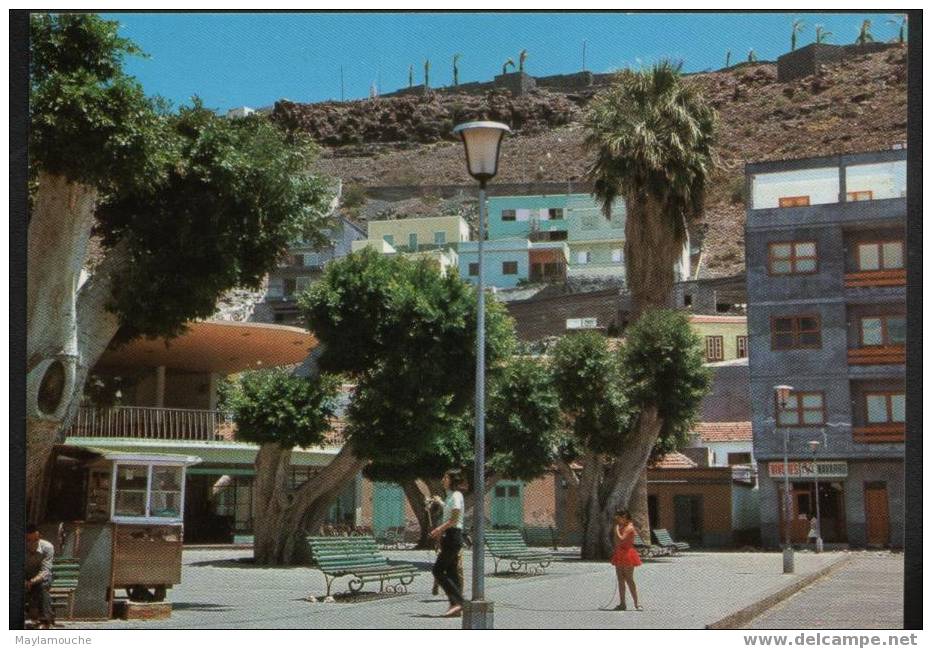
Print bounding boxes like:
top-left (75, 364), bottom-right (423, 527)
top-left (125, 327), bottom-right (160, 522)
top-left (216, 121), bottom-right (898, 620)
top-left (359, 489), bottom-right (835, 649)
top-left (25, 524), bottom-right (55, 629)
top-left (429, 471), bottom-right (466, 617)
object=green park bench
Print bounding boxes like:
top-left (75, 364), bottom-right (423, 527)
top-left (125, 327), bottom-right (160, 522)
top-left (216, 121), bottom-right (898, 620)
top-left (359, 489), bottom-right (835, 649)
top-left (523, 525), bottom-right (558, 550)
top-left (633, 532), bottom-right (664, 558)
top-left (653, 528), bottom-right (691, 554)
top-left (50, 557), bottom-right (81, 620)
top-left (306, 535), bottom-right (418, 597)
top-left (485, 528), bottom-right (553, 575)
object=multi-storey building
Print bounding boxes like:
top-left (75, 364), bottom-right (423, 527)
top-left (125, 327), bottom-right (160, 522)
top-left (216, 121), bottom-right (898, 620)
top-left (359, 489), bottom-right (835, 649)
top-left (745, 147), bottom-right (906, 549)
top-left (690, 315), bottom-right (749, 363)
top-left (350, 214), bottom-right (468, 275)
top-left (265, 216), bottom-right (366, 324)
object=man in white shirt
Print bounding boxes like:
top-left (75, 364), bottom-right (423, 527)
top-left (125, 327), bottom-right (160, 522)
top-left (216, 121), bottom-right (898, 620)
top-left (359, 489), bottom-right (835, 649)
top-left (429, 470), bottom-right (466, 617)
top-left (25, 524), bottom-right (56, 628)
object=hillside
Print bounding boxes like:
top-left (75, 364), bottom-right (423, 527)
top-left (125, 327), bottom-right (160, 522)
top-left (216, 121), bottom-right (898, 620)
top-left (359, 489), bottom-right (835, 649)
top-left (279, 48), bottom-right (907, 279)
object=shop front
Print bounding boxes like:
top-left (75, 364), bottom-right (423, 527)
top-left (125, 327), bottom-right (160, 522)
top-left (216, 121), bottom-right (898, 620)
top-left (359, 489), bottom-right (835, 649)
top-left (769, 460), bottom-right (849, 544)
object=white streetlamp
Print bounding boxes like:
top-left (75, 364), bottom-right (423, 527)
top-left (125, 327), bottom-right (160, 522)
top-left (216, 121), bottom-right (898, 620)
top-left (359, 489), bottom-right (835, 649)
top-left (809, 439), bottom-right (824, 553)
top-left (452, 120), bottom-right (510, 631)
top-left (774, 384), bottom-right (795, 574)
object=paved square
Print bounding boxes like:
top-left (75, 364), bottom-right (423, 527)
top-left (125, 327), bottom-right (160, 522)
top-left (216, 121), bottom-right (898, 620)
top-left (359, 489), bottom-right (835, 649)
top-left (64, 547), bottom-right (865, 629)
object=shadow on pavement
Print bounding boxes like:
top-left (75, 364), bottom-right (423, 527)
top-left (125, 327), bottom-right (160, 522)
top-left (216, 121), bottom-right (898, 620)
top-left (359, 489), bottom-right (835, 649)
top-left (171, 602), bottom-right (235, 612)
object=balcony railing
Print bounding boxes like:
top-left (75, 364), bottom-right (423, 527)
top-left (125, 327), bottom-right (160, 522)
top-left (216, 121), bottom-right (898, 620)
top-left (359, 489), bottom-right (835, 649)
top-left (69, 406), bottom-right (235, 442)
top-left (847, 346), bottom-right (906, 365)
top-left (852, 424), bottom-right (905, 444)
top-left (844, 269), bottom-right (906, 287)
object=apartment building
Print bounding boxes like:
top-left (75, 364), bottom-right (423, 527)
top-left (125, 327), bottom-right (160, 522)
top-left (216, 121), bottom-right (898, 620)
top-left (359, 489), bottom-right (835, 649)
top-left (745, 147), bottom-right (906, 548)
top-left (350, 214), bottom-right (469, 275)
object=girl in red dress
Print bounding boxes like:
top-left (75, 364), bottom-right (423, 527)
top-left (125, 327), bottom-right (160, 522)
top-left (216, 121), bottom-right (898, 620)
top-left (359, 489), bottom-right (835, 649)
top-left (610, 509), bottom-right (643, 611)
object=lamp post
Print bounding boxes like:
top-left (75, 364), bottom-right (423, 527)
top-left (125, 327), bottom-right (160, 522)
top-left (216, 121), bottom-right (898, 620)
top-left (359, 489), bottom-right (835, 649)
top-left (809, 439), bottom-right (823, 553)
top-left (453, 120), bottom-right (510, 630)
top-left (774, 384), bottom-right (795, 574)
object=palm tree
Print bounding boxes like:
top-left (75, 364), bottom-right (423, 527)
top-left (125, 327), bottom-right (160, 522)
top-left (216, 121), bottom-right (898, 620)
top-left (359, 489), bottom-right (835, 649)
top-left (502, 58), bottom-right (515, 75)
top-left (815, 25), bottom-right (833, 44)
top-left (856, 19), bottom-right (875, 45)
top-left (725, 50), bottom-right (732, 68)
top-left (453, 53), bottom-right (461, 86)
top-left (887, 15), bottom-right (907, 44)
top-left (583, 60), bottom-right (716, 544)
top-left (791, 19), bottom-right (806, 51)
top-left (519, 49), bottom-right (528, 73)
top-left (424, 59), bottom-right (430, 88)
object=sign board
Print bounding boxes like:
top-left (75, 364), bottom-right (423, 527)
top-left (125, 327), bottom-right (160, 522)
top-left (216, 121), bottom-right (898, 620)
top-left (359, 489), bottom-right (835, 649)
top-left (768, 461), bottom-right (848, 479)
top-left (567, 317), bottom-right (598, 330)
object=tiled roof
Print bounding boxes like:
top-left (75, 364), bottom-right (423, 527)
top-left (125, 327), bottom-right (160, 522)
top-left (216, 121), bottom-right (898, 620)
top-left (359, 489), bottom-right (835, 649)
top-left (694, 421), bottom-right (753, 443)
top-left (649, 452), bottom-right (699, 469)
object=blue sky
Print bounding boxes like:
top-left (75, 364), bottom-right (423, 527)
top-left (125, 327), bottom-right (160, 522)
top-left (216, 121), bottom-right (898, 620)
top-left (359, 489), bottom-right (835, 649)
top-left (102, 12), bottom-right (903, 112)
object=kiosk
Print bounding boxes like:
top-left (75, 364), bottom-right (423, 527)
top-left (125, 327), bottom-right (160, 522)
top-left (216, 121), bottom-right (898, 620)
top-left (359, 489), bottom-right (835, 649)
top-left (41, 445), bottom-right (201, 619)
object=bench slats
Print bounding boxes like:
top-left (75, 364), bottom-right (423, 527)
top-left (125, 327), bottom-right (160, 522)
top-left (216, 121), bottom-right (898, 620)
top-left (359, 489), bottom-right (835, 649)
top-left (306, 535), bottom-right (419, 596)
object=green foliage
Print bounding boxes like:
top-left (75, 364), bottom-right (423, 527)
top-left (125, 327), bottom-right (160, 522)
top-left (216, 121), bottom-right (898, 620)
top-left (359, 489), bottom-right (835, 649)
top-left (856, 19), bottom-right (875, 45)
top-left (29, 13), bottom-right (172, 193)
top-left (226, 368), bottom-right (340, 449)
top-left (791, 19), bottom-right (806, 51)
top-left (341, 183), bottom-right (368, 209)
top-left (364, 417), bottom-right (472, 483)
top-left (815, 26), bottom-right (833, 44)
top-left (486, 357), bottom-right (562, 481)
top-left (453, 53), bottom-right (461, 86)
top-left (98, 103), bottom-right (332, 341)
top-left (301, 249), bottom-right (516, 463)
top-left (618, 310), bottom-right (711, 449)
top-left (584, 60), bottom-right (717, 237)
top-left (552, 332), bottom-right (631, 455)
top-left (424, 59), bottom-right (430, 88)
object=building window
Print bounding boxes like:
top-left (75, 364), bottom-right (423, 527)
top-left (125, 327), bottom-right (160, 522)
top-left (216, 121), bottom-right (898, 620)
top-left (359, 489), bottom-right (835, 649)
top-left (865, 392), bottom-right (905, 424)
top-left (434, 231), bottom-right (446, 245)
top-left (502, 261), bottom-right (519, 275)
top-left (549, 208), bottom-right (564, 220)
top-left (705, 336), bottom-right (724, 362)
top-left (516, 209), bottom-right (532, 222)
top-left (501, 209), bottom-right (516, 222)
top-left (727, 452), bottom-right (752, 466)
top-left (777, 391), bottom-right (826, 426)
top-left (772, 315), bottom-right (822, 350)
top-left (283, 278), bottom-right (297, 297)
top-left (857, 241), bottom-right (904, 271)
top-left (847, 190), bottom-right (874, 202)
top-left (611, 249), bottom-right (623, 263)
top-left (768, 241), bottom-right (817, 274)
top-left (737, 335), bottom-right (748, 358)
top-left (778, 195), bottom-right (811, 208)
top-left (468, 263), bottom-right (479, 277)
top-left (408, 233), bottom-right (418, 250)
top-left (577, 251), bottom-right (591, 264)
top-left (383, 234), bottom-right (394, 247)
top-left (860, 315), bottom-right (906, 347)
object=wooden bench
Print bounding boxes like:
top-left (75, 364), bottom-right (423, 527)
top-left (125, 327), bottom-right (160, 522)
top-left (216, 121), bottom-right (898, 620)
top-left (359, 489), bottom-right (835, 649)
top-left (653, 528), bottom-right (690, 554)
top-left (523, 526), bottom-right (558, 550)
top-left (485, 529), bottom-right (552, 574)
top-left (306, 535), bottom-right (418, 597)
top-left (50, 558), bottom-right (80, 620)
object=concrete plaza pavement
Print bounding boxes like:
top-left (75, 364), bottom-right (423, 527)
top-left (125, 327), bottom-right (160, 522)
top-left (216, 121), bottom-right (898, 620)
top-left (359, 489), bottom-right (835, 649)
top-left (743, 552), bottom-right (904, 629)
top-left (64, 547), bottom-right (862, 629)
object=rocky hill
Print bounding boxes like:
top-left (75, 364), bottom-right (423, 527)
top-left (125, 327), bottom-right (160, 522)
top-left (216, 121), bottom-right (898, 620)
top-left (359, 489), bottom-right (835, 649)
top-left (274, 48), bottom-right (908, 279)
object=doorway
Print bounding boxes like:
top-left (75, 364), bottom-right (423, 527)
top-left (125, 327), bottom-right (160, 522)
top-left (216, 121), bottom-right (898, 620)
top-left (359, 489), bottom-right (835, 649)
top-left (673, 494), bottom-right (704, 543)
top-left (863, 482), bottom-right (890, 547)
top-left (778, 481), bottom-right (846, 543)
top-left (491, 481), bottom-right (524, 528)
top-left (372, 482), bottom-right (405, 536)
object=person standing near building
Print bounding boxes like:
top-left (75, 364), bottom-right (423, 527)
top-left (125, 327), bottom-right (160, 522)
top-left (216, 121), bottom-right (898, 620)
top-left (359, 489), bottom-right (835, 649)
top-left (25, 524), bottom-right (56, 628)
top-left (610, 509), bottom-right (643, 611)
top-left (429, 471), bottom-right (466, 617)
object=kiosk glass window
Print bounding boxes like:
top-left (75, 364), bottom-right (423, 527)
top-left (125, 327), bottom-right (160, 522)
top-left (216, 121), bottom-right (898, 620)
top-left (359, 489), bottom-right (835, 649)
top-left (150, 466), bottom-right (183, 518)
top-left (114, 464), bottom-right (149, 517)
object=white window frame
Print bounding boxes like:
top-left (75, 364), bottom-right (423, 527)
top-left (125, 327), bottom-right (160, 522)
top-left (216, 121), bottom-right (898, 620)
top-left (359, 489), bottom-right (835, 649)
top-left (110, 461), bottom-right (187, 525)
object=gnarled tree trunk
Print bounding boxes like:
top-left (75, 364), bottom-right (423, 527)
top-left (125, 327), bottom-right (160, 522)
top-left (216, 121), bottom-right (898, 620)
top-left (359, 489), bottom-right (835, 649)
top-left (400, 479), bottom-right (433, 549)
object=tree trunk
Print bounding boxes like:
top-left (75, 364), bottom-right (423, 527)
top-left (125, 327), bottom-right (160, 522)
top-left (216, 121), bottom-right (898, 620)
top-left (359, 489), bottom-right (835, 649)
top-left (401, 479), bottom-right (433, 548)
top-left (627, 469), bottom-right (651, 547)
top-left (252, 442), bottom-right (368, 566)
top-left (462, 474), bottom-right (500, 527)
top-left (26, 173), bottom-right (100, 521)
top-left (623, 195), bottom-right (683, 320)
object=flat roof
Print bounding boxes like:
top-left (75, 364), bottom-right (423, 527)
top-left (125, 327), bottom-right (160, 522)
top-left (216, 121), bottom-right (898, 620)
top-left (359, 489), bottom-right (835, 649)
top-left (98, 320), bottom-right (318, 374)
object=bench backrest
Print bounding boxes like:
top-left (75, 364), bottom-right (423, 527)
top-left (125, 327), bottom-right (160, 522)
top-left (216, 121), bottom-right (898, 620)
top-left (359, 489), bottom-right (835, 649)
top-left (633, 533), bottom-right (650, 548)
top-left (485, 529), bottom-right (530, 554)
top-left (653, 528), bottom-right (676, 546)
top-left (523, 526), bottom-right (556, 548)
top-left (52, 559), bottom-right (81, 588)
top-left (306, 536), bottom-right (388, 571)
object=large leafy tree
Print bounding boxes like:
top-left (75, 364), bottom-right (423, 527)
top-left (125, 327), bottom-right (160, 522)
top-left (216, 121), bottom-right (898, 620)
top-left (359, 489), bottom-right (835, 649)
top-left (582, 61), bottom-right (716, 542)
top-left (26, 14), bottom-right (332, 519)
top-left (553, 312), bottom-right (710, 559)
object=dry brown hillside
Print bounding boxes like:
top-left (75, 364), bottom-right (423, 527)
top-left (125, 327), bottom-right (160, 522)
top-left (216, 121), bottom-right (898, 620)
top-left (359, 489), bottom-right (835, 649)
top-left (285, 48), bottom-right (907, 279)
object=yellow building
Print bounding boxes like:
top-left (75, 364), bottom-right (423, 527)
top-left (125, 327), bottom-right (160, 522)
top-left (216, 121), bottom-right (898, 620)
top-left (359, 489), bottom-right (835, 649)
top-left (689, 314), bottom-right (749, 363)
top-left (351, 215), bottom-right (469, 275)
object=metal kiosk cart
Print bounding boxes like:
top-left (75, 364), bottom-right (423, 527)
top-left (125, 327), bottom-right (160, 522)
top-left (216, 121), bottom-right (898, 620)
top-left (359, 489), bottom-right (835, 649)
top-left (41, 445), bottom-right (201, 620)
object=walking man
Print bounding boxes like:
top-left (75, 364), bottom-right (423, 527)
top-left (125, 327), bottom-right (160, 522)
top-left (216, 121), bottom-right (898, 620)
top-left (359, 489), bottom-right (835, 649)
top-left (429, 471), bottom-right (466, 617)
top-left (25, 524), bottom-right (56, 628)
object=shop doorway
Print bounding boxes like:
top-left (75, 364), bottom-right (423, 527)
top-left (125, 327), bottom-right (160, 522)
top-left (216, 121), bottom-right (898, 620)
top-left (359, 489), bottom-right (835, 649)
top-left (864, 482), bottom-right (890, 547)
top-left (778, 481), bottom-right (846, 543)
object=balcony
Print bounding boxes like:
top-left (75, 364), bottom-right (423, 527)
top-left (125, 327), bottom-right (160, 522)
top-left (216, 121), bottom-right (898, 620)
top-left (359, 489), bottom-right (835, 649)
top-left (852, 424), bottom-right (905, 444)
top-left (844, 269), bottom-right (906, 288)
top-left (848, 346), bottom-right (906, 366)
top-left (69, 406), bottom-right (235, 442)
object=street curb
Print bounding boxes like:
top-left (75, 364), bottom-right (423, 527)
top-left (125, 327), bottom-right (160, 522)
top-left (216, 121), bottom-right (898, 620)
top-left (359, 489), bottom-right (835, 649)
top-left (705, 554), bottom-right (854, 629)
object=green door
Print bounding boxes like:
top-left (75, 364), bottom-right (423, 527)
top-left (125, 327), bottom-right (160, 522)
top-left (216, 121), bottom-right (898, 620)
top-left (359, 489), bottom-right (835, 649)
top-left (372, 482), bottom-right (405, 536)
top-left (491, 481), bottom-right (524, 528)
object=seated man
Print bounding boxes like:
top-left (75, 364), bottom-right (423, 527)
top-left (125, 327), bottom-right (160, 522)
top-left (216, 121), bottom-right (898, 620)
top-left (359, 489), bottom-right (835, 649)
top-left (25, 524), bottom-right (55, 629)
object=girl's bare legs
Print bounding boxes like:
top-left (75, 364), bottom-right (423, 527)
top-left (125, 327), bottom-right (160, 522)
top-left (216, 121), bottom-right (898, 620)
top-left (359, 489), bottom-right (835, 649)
top-left (622, 566), bottom-right (640, 609)
top-left (615, 566), bottom-right (627, 609)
